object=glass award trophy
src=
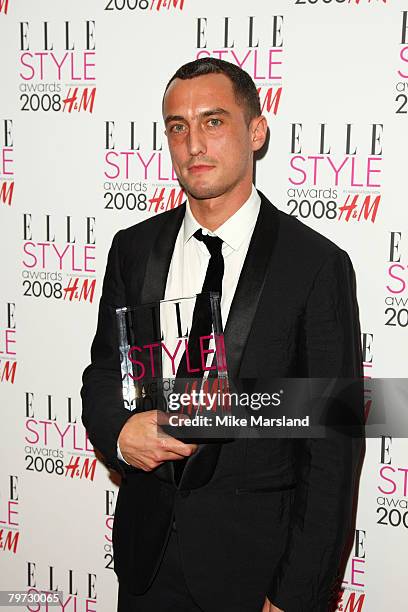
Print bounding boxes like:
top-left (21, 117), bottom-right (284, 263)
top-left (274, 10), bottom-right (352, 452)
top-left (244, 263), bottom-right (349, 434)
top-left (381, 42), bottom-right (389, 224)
top-left (115, 292), bottom-right (229, 439)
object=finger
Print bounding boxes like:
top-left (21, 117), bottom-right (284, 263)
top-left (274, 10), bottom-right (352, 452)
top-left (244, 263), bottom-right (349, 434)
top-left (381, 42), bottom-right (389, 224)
top-left (158, 436), bottom-right (197, 457)
top-left (161, 451), bottom-right (192, 461)
top-left (161, 446), bottom-right (192, 459)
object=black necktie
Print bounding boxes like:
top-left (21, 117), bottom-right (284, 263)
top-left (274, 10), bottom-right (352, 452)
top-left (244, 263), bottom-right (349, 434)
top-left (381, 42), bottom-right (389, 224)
top-left (176, 229), bottom-right (224, 378)
top-left (173, 229), bottom-right (224, 485)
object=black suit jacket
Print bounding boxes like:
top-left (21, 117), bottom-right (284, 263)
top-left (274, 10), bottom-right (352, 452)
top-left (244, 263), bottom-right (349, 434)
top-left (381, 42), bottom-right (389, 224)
top-left (81, 191), bottom-right (365, 612)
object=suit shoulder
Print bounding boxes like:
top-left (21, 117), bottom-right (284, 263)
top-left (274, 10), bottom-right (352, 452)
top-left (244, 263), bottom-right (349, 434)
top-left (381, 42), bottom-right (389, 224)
top-left (258, 191), bottom-right (352, 276)
top-left (275, 205), bottom-right (347, 259)
top-left (113, 204), bottom-right (185, 249)
top-left (120, 204), bottom-right (184, 237)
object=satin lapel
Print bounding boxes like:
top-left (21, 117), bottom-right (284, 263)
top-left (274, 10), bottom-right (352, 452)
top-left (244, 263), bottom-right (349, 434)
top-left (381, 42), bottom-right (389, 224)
top-left (140, 203), bottom-right (186, 486)
top-left (223, 192), bottom-right (280, 381)
top-left (140, 203), bottom-right (186, 304)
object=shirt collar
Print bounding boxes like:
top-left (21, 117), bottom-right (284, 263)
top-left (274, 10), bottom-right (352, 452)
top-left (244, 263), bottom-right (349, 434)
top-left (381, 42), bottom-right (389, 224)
top-left (183, 184), bottom-right (261, 251)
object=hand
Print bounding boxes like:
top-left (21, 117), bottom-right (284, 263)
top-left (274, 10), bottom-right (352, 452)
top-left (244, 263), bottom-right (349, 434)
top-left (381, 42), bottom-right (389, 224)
top-left (261, 597), bottom-right (284, 612)
top-left (118, 409), bottom-right (198, 471)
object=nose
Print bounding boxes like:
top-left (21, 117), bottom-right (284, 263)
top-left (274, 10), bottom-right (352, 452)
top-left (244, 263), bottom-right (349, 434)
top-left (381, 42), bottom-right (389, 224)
top-left (187, 122), bottom-right (207, 157)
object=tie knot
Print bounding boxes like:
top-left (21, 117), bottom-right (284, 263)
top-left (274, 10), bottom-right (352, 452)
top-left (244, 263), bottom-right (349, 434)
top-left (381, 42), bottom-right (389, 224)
top-left (194, 229), bottom-right (223, 257)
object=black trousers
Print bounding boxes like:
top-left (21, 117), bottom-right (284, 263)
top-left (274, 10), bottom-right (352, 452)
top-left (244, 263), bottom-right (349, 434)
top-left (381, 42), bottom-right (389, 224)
top-left (117, 525), bottom-right (204, 612)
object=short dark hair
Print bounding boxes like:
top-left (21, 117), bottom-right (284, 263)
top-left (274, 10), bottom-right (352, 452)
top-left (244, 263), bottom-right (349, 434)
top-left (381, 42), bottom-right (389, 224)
top-left (163, 57), bottom-right (261, 124)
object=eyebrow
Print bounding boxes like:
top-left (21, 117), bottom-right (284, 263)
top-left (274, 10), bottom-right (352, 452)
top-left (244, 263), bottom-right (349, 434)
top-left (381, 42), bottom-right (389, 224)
top-left (164, 107), bottom-right (230, 125)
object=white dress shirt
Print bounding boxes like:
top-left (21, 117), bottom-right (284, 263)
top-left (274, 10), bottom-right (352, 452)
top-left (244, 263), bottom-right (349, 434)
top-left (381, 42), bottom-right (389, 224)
top-left (117, 185), bottom-right (261, 463)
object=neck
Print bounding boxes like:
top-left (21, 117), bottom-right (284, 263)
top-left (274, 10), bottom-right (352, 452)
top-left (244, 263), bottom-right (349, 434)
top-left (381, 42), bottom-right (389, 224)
top-left (187, 180), bottom-right (253, 232)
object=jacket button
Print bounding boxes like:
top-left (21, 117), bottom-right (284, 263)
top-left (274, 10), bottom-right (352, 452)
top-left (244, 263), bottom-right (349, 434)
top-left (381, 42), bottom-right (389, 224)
top-left (179, 489), bottom-right (191, 498)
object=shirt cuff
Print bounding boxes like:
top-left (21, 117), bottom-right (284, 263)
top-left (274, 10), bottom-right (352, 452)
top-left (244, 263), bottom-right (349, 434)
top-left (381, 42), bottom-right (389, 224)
top-left (117, 440), bottom-right (130, 465)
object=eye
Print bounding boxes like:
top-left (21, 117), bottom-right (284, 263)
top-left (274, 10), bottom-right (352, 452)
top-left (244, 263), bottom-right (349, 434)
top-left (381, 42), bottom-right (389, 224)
top-left (170, 124), bottom-right (186, 134)
top-left (207, 118), bottom-right (222, 127)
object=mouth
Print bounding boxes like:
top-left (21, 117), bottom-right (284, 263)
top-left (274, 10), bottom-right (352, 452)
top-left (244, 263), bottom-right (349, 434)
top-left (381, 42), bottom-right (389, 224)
top-left (187, 164), bottom-right (215, 174)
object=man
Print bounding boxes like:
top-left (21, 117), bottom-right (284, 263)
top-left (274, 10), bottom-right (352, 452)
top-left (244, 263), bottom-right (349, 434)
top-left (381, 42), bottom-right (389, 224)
top-left (81, 58), bottom-right (365, 612)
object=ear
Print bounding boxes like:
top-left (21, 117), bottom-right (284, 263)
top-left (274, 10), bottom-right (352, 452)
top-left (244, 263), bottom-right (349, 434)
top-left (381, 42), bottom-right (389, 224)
top-left (250, 115), bottom-right (268, 152)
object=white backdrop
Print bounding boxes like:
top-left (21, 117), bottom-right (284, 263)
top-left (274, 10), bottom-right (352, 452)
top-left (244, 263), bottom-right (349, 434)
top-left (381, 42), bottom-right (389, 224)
top-left (0, 1), bottom-right (407, 610)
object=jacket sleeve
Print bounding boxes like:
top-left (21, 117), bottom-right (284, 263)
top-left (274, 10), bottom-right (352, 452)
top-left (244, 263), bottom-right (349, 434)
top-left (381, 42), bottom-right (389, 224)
top-left (81, 230), bottom-right (137, 480)
top-left (267, 249), bottom-right (366, 611)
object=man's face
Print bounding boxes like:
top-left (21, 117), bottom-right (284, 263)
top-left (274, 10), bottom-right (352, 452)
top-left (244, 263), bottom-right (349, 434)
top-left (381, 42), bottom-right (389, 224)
top-left (163, 73), bottom-right (261, 201)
